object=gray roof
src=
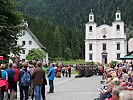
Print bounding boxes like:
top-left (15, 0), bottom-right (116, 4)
top-left (113, 20), bottom-right (123, 23)
top-left (116, 9), bottom-right (121, 13)
top-left (24, 25), bottom-right (48, 52)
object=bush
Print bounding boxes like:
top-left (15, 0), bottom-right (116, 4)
top-left (86, 61), bottom-right (95, 65)
top-left (26, 48), bottom-right (45, 61)
top-left (54, 57), bottom-right (65, 61)
top-left (107, 61), bottom-right (117, 67)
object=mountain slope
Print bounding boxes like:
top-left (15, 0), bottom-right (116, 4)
top-left (17, 0), bottom-right (133, 29)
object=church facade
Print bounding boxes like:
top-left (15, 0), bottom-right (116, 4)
top-left (85, 9), bottom-right (127, 64)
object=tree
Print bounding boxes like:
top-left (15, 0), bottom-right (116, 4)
top-left (26, 48), bottom-right (45, 61)
top-left (54, 26), bottom-right (62, 57)
top-left (64, 47), bottom-right (72, 61)
top-left (0, 0), bottom-right (23, 61)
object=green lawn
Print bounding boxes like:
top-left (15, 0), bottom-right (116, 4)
top-left (71, 69), bottom-right (79, 74)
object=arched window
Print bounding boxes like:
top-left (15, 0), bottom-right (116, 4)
top-left (90, 16), bottom-right (92, 20)
top-left (116, 25), bottom-right (120, 31)
top-left (117, 14), bottom-right (119, 19)
top-left (89, 26), bottom-right (92, 32)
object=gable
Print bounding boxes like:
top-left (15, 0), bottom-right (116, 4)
top-left (96, 24), bottom-right (112, 39)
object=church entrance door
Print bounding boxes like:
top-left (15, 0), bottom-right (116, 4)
top-left (102, 55), bottom-right (107, 64)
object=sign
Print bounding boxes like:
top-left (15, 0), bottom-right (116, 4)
top-left (0, 56), bottom-right (4, 60)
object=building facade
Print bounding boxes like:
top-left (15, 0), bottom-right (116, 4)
top-left (85, 9), bottom-right (127, 64)
top-left (128, 38), bottom-right (133, 53)
top-left (17, 23), bottom-right (49, 63)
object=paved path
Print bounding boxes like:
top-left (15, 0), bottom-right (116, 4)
top-left (16, 75), bottom-right (101, 100)
top-left (46, 75), bottom-right (101, 100)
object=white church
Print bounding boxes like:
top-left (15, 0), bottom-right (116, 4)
top-left (85, 9), bottom-right (127, 64)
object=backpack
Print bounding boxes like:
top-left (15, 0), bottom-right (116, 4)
top-left (21, 70), bottom-right (31, 86)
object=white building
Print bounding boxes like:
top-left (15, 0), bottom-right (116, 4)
top-left (85, 9), bottom-right (127, 64)
top-left (17, 23), bottom-right (49, 63)
top-left (128, 38), bottom-right (133, 52)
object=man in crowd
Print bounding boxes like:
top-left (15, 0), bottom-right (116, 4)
top-left (6, 63), bottom-right (16, 100)
top-left (47, 63), bottom-right (55, 93)
top-left (31, 61), bottom-right (44, 100)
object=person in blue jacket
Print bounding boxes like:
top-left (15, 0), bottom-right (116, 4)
top-left (47, 63), bottom-right (55, 93)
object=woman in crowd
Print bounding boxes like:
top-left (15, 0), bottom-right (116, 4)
top-left (97, 62), bottom-right (133, 100)
top-left (42, 63), bottom-right (47, 100)
top-left (1, 64), bottom-right (8, 99)
top-left (0, 65), bottom-right (8, 100)
top-left (13, 63), bottom-right (19, 99)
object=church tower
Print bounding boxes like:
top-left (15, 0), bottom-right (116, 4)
top-left (85, 9), bottom-right (97, 62)
top-left (85, 9), bottom-right (96, 40)
top-left (112, 8), bottom-right (124, 39)
top-left (115, 7), bottom-right (121, 21)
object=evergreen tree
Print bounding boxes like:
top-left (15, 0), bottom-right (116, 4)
top-left (64, 47), bottom-right (72, 61)
top-left (54, 26), bottom-right (62, 57)
top-left (71, 29), bottom-right (81, 59)
top-left (0, 0), bottom-right (23, 60)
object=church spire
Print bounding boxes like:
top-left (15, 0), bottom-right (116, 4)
top-left (89, 9), bottom-right (94, 22)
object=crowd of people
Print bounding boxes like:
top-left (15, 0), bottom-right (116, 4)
top-left (3, 60), bottom-right (133, 100)
top-left (0, 61), bottom-right (55, 100)
top-left (96, 62), bottom-right (133, 100)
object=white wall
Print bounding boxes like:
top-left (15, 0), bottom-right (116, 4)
top-left (85, 23), bottom-right (126, 63)
top-left (17, 29), bottom-right (48, 63)
top-left (128, 38), bottom-right (133, 52)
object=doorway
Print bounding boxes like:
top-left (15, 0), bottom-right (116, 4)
top-left (102, 55), bottom-right (107, 64)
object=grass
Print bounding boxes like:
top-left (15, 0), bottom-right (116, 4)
top-left (54, 59), bottom-right (85, 65)
top-left (71, 69), bottom-right (79, 74)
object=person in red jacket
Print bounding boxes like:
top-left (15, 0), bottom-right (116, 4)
top-left (0, 68), bottom-right (8, 100)
top-left (13, 63), bottom-right (19, 99)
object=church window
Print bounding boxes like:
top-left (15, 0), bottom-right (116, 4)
top-left (22, 41), bottom-right (25, 45)
top-left (117, 53), bottom-right (120, 59)
top-left (116, 25), bottom-right (120, 31)
top-left (29, 41), bottom-right (32, 45)
top-left (90, 16), bottom-right (92, 20)
top-left (117, 43), bottom-right (120, 50)
top-left (89, 26), bottom-right (92, 32)
top-left (89, 54), bottom-right (93, 60)
top-left (103, 43), bottom-right (106, 50)
top-left (89, 43), bottom-right (92, 51)
top-left (117, 14), bottom-right (119, 19)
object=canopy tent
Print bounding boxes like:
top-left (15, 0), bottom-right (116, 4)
top-left (120, 55), bottom-right (133, 60)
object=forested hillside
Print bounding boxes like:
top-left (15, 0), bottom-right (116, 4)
top-left (16, 0), bottom-right (133, 59)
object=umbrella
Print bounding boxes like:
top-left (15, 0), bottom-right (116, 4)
top-left (120, 55), bottom-right (133, 60)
